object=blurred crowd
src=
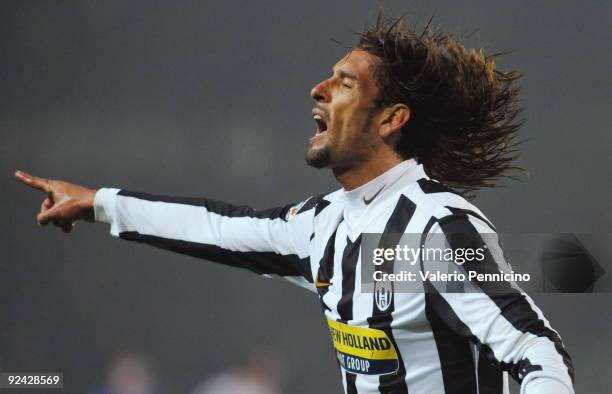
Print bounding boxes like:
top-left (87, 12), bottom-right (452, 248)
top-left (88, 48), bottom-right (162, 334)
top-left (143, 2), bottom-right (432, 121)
top-left (88, 350), bottom-right (287, 394)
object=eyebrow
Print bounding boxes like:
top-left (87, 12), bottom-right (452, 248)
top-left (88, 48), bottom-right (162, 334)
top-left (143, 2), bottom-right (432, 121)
top-left (335, 68), bottom-right (358, 81)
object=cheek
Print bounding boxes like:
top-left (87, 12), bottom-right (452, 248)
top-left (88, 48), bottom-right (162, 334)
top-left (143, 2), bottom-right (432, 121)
top-left (332, 104), bottom-right (359, 132)
top-left (336, 106), bottom-right (368, 136)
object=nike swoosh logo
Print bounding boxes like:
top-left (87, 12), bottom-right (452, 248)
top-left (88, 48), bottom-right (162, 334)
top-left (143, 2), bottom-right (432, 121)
top-left (363, 185), bottom-right (385, 205)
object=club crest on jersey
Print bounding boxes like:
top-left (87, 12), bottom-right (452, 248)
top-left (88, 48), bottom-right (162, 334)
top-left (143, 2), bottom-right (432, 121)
top-left (374, 280), bottom-right (393, 312)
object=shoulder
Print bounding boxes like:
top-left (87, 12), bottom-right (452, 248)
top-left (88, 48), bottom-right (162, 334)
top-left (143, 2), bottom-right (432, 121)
top-left (285, 189), bottom-right (342, 221)
top-left (400, 178), bottom-right (496, 232)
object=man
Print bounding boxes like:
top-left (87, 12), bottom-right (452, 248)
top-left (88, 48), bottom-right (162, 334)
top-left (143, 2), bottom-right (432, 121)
top-left (16, 15), bottom-right (574, 394)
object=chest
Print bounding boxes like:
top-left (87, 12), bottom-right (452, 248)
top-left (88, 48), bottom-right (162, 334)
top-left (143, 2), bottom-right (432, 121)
top-left (308, 206), bottom-right (429, 325)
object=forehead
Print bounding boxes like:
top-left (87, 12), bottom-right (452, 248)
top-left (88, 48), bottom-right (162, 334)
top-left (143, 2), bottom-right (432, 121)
top-left (334, 49), bottom-right (380, 86)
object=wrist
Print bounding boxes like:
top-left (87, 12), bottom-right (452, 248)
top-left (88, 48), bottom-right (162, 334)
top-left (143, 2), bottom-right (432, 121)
top-left (82, 188), bottom-right (97, 222)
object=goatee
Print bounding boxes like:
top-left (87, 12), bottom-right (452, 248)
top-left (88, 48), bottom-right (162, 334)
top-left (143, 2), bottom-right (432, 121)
top-left (305, 145), bottom-right (331, 168)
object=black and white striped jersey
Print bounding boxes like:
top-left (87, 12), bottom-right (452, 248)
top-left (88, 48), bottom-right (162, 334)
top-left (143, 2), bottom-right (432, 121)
top-left (93, 159), bottom-right (574, 394)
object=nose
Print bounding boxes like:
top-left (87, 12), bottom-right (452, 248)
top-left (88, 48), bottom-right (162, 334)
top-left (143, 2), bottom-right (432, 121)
top-left (310, 79), bottom-right (331, 103)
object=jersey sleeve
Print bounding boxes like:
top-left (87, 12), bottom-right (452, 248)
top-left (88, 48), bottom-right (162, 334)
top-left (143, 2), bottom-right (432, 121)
top-left (93, 188), bottom-right (316, 291)
top-left (421, 213), bottom-right (575, 394)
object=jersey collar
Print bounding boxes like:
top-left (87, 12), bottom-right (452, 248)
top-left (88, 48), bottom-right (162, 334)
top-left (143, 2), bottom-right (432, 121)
top-left (342, 159), bottom-right (427, 208)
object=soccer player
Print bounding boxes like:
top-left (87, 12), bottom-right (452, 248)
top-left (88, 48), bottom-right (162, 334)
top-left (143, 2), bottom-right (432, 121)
top-left (15, 15), bottom-right (574, 394)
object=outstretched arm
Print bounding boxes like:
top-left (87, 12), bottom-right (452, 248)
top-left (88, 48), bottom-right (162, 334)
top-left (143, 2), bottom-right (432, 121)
top-left (15, 171), bottom-right (316, 291)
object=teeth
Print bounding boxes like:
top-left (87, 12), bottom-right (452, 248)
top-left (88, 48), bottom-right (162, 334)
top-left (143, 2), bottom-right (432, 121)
top-left (313, 113), bottom-right (327, 135)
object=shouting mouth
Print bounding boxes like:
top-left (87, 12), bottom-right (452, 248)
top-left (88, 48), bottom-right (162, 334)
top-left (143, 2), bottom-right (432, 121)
top-left (311, 110), bottom-right (328, 143)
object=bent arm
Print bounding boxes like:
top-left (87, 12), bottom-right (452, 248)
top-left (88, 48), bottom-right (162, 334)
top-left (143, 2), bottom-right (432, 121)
top-left (422, 213), bottom-right (574, 393)
top-left (94, 188), bottom-right (316, 290)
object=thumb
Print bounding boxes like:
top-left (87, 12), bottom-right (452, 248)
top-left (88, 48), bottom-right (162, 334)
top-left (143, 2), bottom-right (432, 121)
top-left (37, 205), bottom-right (64, 226)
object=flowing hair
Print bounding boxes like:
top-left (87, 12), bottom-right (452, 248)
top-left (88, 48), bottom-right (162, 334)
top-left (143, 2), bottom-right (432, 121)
top-left (357, 12), bottom-right (525, 197)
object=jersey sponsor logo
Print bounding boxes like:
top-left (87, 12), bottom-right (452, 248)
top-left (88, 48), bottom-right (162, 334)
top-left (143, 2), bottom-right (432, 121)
top-left (326, 318), bottom-right (399, 375)
top-left (374, 280), bottom-right (393, 312)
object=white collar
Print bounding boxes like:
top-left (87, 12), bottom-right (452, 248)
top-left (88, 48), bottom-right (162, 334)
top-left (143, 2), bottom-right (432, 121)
top-left (341, 159), bottom-right (427, 208)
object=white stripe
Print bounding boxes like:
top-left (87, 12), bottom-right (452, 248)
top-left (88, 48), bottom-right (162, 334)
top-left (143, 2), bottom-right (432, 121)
top-left (113, 194), bottom-right (310, 257)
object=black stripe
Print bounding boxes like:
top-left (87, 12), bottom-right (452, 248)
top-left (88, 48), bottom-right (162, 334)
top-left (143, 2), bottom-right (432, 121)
top-left (378, 195), bottom-right (417, 246)
top-left (422, 281), bottom-right (480, 341)
top-left (417, 179), bottom-right (461, 196)
top-left (314, 199), bottom-right (331, 216)
top-left (425, 281), bottom-right (516, 394)
top-left (345, 372), bottom-right (358, 394)
top-left (337, 235), bottom-right (362, 394)
top-left (297, 194), bottom-right (327, 214)
top-left (368, 195), bottom-right (416, 394)
top-left (421, 217), bottom-right (437, 246)
top-left (119, 231), bottom-right (312, 282)
top-left (316, 228), bottom-right (338, 311)
top-left (477, 346), bottom-right (504, 394)
top-left (424, 291), bottom-right (478, 394)
top-left (444, 206), bottom-right (497, 232)
top-left (337, 235), bottom-right (361, 321)
top-left (118, 190), bottom-right (293, 220)
top-left (425, 287), bottom-right (526, 391)
top-left (437, 215), bottom-right (575, 383)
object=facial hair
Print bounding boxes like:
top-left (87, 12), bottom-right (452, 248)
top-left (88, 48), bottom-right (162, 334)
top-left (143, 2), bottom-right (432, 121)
top-left (305, 106), bottom-right (378, 171)
top-left (305, 141), bottom-right (331, 168)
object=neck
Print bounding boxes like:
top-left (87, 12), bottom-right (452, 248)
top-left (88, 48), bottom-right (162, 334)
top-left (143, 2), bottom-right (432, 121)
top-left (333, 151), bottom-right (403, 191)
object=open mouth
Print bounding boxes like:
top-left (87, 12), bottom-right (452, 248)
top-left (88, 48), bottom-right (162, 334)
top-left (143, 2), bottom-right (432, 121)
top-left (313, 114), bottom-right (328, 135)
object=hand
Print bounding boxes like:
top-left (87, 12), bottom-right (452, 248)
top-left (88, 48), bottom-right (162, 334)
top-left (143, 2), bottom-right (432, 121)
top-left (14, 170), bottom-right (97, 233)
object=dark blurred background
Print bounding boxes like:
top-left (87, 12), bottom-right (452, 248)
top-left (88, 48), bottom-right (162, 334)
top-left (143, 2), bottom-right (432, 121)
top-left (1, 1), bottom-right (610, 393)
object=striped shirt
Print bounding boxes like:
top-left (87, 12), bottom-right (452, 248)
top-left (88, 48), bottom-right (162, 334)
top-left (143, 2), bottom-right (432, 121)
top-left (93, 159), bottom-right (574, 394)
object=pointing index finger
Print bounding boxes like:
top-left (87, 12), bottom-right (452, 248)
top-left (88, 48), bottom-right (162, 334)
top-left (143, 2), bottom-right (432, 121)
top-left (14, 170), bottom-right (51, 193)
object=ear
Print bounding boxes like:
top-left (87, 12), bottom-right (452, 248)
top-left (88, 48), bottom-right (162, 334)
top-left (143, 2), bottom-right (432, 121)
top-left (378, 104), bottom-right (410, 139)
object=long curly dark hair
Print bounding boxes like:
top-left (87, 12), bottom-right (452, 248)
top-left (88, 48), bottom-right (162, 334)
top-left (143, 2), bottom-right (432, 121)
top-left (357, 13), bottom-right (525, 197)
